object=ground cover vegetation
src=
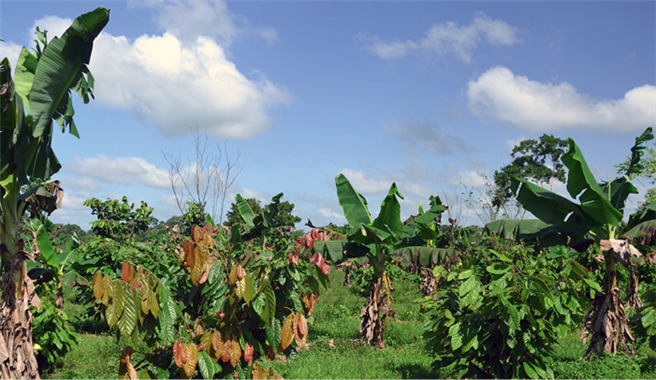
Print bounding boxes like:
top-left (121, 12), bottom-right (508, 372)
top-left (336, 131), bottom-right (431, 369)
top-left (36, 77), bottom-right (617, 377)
top-left (2, 8), bottom-right (656, 380)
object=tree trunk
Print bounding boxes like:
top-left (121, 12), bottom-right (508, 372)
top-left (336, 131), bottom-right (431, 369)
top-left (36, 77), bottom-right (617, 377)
top-left (0, 243), bottom-right (41, 379)
top-left (584, 260), bottom-right (635, 358)
top-left (359, 273), bottom-right (392, 349)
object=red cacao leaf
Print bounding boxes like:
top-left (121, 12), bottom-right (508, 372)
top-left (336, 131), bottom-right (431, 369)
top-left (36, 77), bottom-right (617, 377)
top-left (221, 335), bottom-right (232, 363)
top-left (244, 342), bottom-right (254, 366)
top-left (121, 261), bottom-right (133, 283)
top-left (236, 265), bottom-right (245, 281)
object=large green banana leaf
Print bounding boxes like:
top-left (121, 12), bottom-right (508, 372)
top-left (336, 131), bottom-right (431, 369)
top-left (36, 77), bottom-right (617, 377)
top-left (30, 6), bottom-right (109, 138)
top-left (394, 246), bottom-right (458, 269)
top-left (335, 174), bottom-right (371, 227)
top-left (372, 183), bottom-right (404, 237)
top-left (561, 138), bottom-right (623, 227)
top-left (235, 194), bottom-right (255, 227)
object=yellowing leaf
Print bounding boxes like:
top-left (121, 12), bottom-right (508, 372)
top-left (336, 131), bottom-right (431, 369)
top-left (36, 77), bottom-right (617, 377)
top-left (182, 343), bottom-right (198, 378)
top-left (230, 338), bottom-right (241, 367)
top-left (281, 314), bottom-right (294, 350)
top-left (229, 265), bottom-right (238, 285)
top-left (148, 289), bottom-right (160, 318)
top-left (92, 272), bottom-right (104, 300)
top-left (212, 331), bottom-right (223, 356)
top-left (243, 273), bottom-right (254, 305)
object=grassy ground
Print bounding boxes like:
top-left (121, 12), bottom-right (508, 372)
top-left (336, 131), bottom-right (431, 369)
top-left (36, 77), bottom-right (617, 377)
top-left (43, 268), bottom-right (656, 379)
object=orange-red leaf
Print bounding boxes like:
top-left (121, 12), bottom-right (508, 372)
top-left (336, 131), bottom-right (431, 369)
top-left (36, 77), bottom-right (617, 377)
top-left (173, 340), bottom-right (183, 368)
top-left (221, 335), bottom-right (232, 363)
top-left (281, 314), bottom-right (294, 350)
top-left (244, 342), bottom-right (254, 366)
top-left (236, 265), bottom-right (245, 281)
top-left (121, 261), bottom-right (133, 283)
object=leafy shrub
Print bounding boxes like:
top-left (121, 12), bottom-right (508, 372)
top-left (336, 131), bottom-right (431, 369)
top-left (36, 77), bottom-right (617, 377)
top-left (421, 242), bottom-right (597, 379)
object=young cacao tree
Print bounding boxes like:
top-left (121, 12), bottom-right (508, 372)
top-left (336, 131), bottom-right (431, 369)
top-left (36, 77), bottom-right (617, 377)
top-left (0, 8), bottom-right (109, 378)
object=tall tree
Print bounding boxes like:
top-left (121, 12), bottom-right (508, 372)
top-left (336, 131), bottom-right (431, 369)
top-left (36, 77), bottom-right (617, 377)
top-left (0, 8), bottom-right (109, 378)
top-left (493, 134), bottom-right (568, 209)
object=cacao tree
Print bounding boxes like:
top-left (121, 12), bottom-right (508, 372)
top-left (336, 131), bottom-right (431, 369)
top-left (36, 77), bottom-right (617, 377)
top-left (0, 8), bottom-right (109, 378)
top-left (92, 193), bottom-right (327, 378)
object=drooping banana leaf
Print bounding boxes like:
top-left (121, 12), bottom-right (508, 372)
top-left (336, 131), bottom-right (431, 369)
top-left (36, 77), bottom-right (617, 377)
top-left (486, 219), bottom-right (552, 241)
top-left (394, 246), bottom-right (459, 269)
top-left (561, 138), bottom-right (623, 228)
top-left (623, 202), bottom-right (656, 245)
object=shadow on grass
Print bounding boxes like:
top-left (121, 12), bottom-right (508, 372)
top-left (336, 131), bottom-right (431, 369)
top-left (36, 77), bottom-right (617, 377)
top-left (386, 363), bottom-right (434, 379)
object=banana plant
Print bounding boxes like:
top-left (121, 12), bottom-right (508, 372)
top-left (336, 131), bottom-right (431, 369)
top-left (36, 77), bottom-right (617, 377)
top-left (0, 7), bottom-right (109, 378)
top-left (503, 127), bottom-right (654, 357)
top-left (334, 173), bottom-right (446, 348)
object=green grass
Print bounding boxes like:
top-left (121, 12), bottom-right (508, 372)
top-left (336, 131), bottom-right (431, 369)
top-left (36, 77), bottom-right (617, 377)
top-left (45, 334), bottom-right (121, 379)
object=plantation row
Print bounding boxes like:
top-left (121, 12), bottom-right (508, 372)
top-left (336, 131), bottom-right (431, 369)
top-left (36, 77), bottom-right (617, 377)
top-left (2, 7), bottom-right (656, 380)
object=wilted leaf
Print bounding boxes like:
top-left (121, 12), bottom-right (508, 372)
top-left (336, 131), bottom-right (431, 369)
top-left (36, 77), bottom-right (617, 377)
top-left (281, 314), bottom-right (294, 350)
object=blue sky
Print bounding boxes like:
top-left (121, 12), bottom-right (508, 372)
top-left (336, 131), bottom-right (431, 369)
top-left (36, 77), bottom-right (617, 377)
top-left (1, 0), bottom-right (655, 229)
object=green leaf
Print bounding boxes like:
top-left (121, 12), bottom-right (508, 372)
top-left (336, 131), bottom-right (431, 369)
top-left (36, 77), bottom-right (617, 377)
top-left (198, 350), bottom-right (219, 379)
top-left (641, 308), bottom-right (656, 328)
top-left (117, 289), bottom-right (138, 338)
top-left (448, 323), bottom-right (463, 350)
top-left (207, 260), bottom-right (224, 286)
top-left (266, 317), bottom-right (281, 348)
top-left (30, 7), bottom-right (110, 137)
top-left (372, 182), bottom-right (404, 237)
top-left (500, 295), bottom-right (520, 334)
top-left (263, 283), bottom-right (276, 327)
top-left (33, 219), bottom-right (58, 268)
top-left (243, 272), bottom-right (254, 305)
top-left (523, 360), bottom-right (540, 380)
top-left (486, 263), bottom-right (511, 275)
top-left (235, 194), bottom-right (255, 227)
top-left (335, 173), bottom-right (371, 227)
top-left (105, 302), bottom-right (117, 328)
top-left (561, 138), bottom-right (623, 228)
top-left (584, 278), bottom-right (603, 293)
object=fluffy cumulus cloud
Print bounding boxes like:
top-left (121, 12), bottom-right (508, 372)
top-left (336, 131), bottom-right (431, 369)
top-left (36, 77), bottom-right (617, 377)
top-left (361, 12), bottom-right (519, 63)
top-left (468, 66), bottom-right (656, 132)
top-left (70, 155), bottom-right (170, 188)
top-left (88, 32), bottom-right (290, 139)
top-left (28, 6), bottom-right (290, 140)
top-left (383, 117), bottom-right (468, 155)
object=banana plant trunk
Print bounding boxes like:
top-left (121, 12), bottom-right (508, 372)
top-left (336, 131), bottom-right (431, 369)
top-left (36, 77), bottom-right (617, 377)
top-left (1, 226), bottom-right (42, 378)
top-left (584, 240), bottom-right (636, 358)
top-left (359, 272), bottom-right (392, 349)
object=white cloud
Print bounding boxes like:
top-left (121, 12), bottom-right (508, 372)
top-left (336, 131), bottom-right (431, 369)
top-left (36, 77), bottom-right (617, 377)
top-left (132, 0), bottom-right (277, 47)
top-left (339, 169), bottom-right (392, 195)
top-left (317, 208), bottom-right (346, 224)
top-left (27, 10), bottom-right (290, 140)
top-left (361, 12), bottom-right (519, 63)
top-left (468, 66), bottom-right (656, 132)
top-left (89, 32), bottom-right (291, 138)
top-left (446, 164), bottom-right (490, 188)
top-left (70, 155), bottom-right (170, 188)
